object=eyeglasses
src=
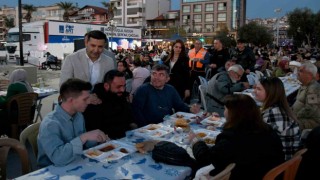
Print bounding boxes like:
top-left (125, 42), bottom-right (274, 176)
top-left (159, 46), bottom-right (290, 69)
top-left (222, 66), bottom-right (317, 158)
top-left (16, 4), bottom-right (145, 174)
top-left (233, 71), bottom-right (243, 78)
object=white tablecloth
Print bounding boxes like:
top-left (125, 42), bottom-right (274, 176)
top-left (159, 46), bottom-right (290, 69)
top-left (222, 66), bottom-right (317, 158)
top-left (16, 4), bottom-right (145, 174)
top-left (237, 76), bottom-right (301, 102)
top-left (16, 112), bottom-right (223, 180)
top-left (0, 87), bottom-right (58, 99)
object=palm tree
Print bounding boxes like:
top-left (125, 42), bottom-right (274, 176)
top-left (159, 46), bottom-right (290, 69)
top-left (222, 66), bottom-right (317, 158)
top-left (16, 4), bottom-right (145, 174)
top-left (23, 4), bottom-right (37, 23)
top-left (101, 1), bottom-right (117, 20)
top-left (4, 17), bottom-right (15, 29)
top-left (56, 2), bottom-right (76, 21)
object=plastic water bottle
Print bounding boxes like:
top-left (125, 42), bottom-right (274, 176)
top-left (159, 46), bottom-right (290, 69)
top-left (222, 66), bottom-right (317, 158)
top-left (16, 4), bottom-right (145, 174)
top-left (38, 78), bottom-right (44, 91)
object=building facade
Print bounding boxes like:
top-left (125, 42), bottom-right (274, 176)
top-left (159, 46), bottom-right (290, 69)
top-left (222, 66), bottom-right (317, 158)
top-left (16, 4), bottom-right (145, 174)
top-left (31, 5), bottom-right (64, 21)
top-left (0, 6), bottom-right (18, 42)
top-left (69, 5), bottom-right (108, 24)
top-left (146, 10), bottom-right (180, 40)
top-left (111, 0), bottom-right (171, 28)
top-left (180, 0), bottom-right (246, 43)
top-left (248, 16), bottom-right (290, 46)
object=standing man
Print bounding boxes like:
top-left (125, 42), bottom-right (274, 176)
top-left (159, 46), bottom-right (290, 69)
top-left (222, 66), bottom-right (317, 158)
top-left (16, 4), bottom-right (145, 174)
top-left (234, 39), bottom-right (255, 80)
top-left (292, 62), bottom-right (320, 129)
top-left (37, 78), bottom-right (108, 167)
top-left (188, 39), bottom-right (210, 94)
top-left (83, 70), bottom-right (137, 139)
top-left (207, 38), bottom-right (230, 79)
top-left (132, 64), bottom-right (200, 127)
top-left (60, 30), bottom-right (115, 87)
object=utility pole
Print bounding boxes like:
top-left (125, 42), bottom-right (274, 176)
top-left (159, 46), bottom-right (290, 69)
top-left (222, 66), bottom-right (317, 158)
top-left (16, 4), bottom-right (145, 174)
top-left (18, 0), bottom-right (24, 65)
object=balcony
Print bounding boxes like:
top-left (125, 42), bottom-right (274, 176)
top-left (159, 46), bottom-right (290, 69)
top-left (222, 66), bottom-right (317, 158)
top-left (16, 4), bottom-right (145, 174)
top-left (126, 21), bottom-right (143, 27)
top-left (127, 2), bottom-right (143, 8)
top-left (127, 12), bottom-right (143, 18)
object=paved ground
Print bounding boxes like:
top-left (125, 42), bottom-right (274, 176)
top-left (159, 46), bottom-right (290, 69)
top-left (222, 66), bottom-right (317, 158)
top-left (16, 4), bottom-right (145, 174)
top-left (1, 62), bottom-right (60, 178)
top-left (1, 62), bottom-right (60, 122)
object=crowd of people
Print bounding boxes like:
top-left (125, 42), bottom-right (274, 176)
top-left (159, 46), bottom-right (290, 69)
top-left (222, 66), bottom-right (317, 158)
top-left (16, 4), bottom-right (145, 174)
top-left (1, 29), bottom-right (320, 179)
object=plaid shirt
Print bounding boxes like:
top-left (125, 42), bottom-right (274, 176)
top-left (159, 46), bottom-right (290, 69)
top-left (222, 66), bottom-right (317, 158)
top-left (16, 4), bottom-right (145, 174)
top-left (262, 105), bottom-right (302, 160)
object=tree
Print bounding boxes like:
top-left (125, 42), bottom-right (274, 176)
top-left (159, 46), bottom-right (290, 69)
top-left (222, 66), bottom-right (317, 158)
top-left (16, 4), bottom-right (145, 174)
top-left (214, 31), bottom-right (236, 48)
top-left (101, 1), bottom-right (117, 21)
top-left (4, 17), bottom-right (15, 29)
top-left (23, 4), bottom-right (37, 23)
top-left (287, 8), bottom-right (319, 47)
top-left (56, 2), bottom-right (76, 21)
top-left (166, 26), bottom-right (187, 39)
top-left (237, 22), bottom-right (273, 46)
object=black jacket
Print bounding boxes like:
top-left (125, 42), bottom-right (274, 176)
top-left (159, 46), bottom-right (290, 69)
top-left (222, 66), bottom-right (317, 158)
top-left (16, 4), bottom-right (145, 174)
top-left (164, 57), bottom-right (190, 100)
top-left (235, 47), bottom-right (256, 71)
top-left (192, 126), bottom-right (284, 180)
top-left (83, 83), bottom-right (134, 139)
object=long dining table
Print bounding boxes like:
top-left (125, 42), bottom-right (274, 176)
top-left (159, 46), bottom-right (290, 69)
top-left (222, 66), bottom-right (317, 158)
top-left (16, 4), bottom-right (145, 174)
top-left (15, 112), bottom-right (223, 180)
top-left (236, 75), bottom-right (301, 105)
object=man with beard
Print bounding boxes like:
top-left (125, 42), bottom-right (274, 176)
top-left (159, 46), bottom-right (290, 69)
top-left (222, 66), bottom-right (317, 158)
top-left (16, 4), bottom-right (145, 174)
top-left (206, 64), bottom-right (250, 116)
top-left (83, 70), bottom-right (137, 139)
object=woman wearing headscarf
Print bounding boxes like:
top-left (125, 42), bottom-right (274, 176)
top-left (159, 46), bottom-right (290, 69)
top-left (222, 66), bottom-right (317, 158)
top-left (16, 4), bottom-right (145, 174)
top-left (0, 69), bottom-right (33, 107)
top-left (273, 59), bottom-right (291, 77)
top-left (0, 69), bottom-right (34, 135)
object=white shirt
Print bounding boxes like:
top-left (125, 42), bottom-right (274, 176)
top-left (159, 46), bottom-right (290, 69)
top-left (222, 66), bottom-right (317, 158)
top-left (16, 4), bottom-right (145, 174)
top-left (86, 54), bottom-right (101, 86)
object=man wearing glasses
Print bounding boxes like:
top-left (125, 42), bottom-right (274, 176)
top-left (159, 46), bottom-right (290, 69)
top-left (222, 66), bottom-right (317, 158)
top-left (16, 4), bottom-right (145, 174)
top-left (206, 64), bottom-right (250, 116)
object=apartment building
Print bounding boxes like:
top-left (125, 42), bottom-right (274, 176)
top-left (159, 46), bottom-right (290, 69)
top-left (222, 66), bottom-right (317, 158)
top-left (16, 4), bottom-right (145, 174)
top-left (32, 4), bottom-right (64, 21)
top-left (180, 0), bottom-right (246, 41)
top-left (146, 10), bottom-right (180, 39)
top-left (111, 0), bottom-right (171, 28)
top-left (0, 6), bottom-right (17, 42)
top-left (69, 5), bottom-right (108, 24)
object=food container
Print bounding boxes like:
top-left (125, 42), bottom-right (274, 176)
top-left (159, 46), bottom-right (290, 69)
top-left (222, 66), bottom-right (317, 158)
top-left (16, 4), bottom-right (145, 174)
top-left (193, 129), bottom-right (221, 145)
top-left (83, 140), bottom-right (135, 162)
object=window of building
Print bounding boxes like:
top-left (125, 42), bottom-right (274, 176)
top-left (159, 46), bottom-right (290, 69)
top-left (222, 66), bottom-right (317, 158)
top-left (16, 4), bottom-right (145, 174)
top-left (194, 25), bottom-right (202, 32)
top-left (218, 2), bottom-right (227, 11)
top-left (194, 4), bottom-right (201, 13)
top-left (183, 25), bottom-right (191, 33)
top-left (205, 4), bottom-right (214, 12)
top-left (194, 14), bottom-right (202, 23)
top-left (182, 6), bottom-right (191, 13)
top-left (182, 15), bottom-right (190, 24)
top-left (205, 24), bottom-right (214, 32)
top-left (218, 13), bottom-right (227, 22)
top-left (205, 14), bottom-right (213, 22)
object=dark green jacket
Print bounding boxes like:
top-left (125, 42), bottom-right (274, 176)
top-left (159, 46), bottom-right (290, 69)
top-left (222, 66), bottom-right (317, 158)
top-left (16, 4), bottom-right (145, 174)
top-left (0, 82), bottom-right (30, 107)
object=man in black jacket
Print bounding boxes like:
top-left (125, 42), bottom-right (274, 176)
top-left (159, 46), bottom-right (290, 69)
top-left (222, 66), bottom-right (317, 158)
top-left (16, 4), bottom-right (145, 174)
top-left (207, 38), bottom-right (230, 79)
top-left (233, 39), bottom-right (255, 81)
top-left (83, 70), bottom-right (137, 139)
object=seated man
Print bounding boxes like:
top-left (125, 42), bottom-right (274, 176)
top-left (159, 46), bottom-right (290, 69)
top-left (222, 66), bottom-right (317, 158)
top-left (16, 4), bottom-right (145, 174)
top-left (83, 70), bottom-right (137, 139)
top-left (206, 64), bottom-right (250, 116)
top-left (132, 64), bottom-right (200, 127)
top-left (37, 78), bottom-right (108, 167)
top-left (42, 52), bottom-right (57, 69)
top-left (292, 62), bottom-right (320, 129)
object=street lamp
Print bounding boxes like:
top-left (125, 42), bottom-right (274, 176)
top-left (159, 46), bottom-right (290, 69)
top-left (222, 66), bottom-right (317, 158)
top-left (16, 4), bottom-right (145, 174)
top-left (274, 8), bottom-right (282, 46)
top-left (107, 20), bottom-right (117, 50)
